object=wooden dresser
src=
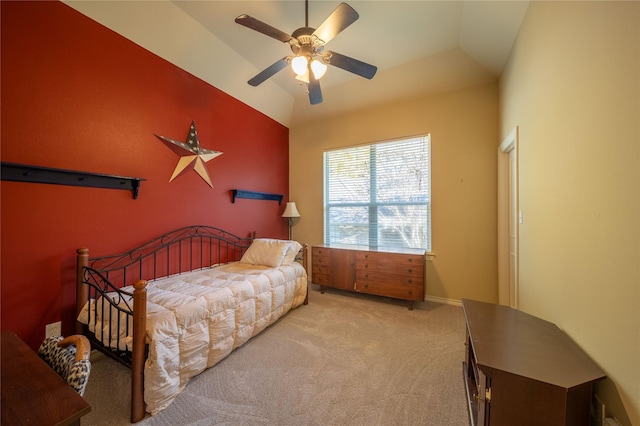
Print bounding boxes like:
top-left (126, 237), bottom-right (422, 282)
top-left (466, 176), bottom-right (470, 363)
top-left (462, 299), bottom-right (606, 426)
top-left (311, 245), bottom-right (425, 309)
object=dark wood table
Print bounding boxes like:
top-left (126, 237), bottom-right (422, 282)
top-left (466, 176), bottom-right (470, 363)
top-left (1, 330), bottom-right (91, 425)
top-left (462, 299), bottom-right (606, 426)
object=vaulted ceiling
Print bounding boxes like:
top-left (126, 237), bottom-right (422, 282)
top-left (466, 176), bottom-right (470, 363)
top-left (64, 1), bottom-right (529, 128)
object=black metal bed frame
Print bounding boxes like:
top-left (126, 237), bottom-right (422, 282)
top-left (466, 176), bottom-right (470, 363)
top-left (77, 225), bottom-right (254, 366)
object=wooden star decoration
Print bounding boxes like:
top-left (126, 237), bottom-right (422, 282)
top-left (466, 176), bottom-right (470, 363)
top-left (154, 121), bottom-right (222, 188)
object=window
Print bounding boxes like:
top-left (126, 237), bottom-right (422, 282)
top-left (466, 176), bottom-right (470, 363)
top-left (324, 134), bottom-right (431, 251)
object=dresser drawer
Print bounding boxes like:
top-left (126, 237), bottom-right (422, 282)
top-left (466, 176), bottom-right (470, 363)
top-left (312, 246), bottom-right (330, 258)
top-left (356, 252), bottom-right (424, 277)
top-left (355, 273), bottom-right (423, 301)
top-left (312, 262), bottom-right (330, 275)
top-left (356, 270), bottom-right (423, 289)
top-left (312, 273), bottom-right (330, 285)
top-left (356, 262), bottom-right (423, 278)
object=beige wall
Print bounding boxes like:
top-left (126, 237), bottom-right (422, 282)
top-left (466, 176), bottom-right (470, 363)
top-left (290, 82), bottom-right (499, 304)
top-left (500, 2), bottom-right (640, 424)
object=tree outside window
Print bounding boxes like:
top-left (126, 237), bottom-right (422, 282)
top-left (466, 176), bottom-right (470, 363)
top-left (324, 135), bottom-right (431, 251)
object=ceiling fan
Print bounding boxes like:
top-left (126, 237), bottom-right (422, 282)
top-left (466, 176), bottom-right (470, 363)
top-left (235, 1), bottom-right (377, 105)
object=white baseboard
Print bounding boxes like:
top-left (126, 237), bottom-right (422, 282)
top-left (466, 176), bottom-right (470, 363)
top-left (424, 295), bottom-right (462, 307)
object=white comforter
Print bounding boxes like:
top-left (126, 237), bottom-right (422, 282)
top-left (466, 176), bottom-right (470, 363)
top-left (79, 261), bottom-right (307, 415)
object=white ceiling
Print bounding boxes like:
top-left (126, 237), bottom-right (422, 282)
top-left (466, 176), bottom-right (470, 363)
top-left (64, 1), bottom-right (529, 128)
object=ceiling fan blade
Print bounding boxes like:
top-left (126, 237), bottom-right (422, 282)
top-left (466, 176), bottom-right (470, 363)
top-left (235, 14), bottom-right (293, 44)
top-left (308, 73), bottom-right (323, 105)
top-left (325, 51), bottom-right (377, 79)
top-left (313, 3), bottom-right (359, 45)
top-left (248, 58), bottom-right (290, 86)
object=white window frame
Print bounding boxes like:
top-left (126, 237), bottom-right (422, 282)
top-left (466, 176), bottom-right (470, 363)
top-left (323, 134), bottom-right (431, 251)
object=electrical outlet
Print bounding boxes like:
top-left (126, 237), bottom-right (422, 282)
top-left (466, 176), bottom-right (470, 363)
top-left (45, 321), bottom-right (61, 338)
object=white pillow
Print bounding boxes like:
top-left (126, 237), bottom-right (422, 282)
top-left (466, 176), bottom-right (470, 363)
top-left (240, 239), bottom-right (289, 267)
top-left (251, 238), bottom-right (302, 265)
top-left (282, 240), bottom-right (302, 265)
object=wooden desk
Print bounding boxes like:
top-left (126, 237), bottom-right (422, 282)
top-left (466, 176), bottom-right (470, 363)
top-left (1, 331), bottom-right (91, 425)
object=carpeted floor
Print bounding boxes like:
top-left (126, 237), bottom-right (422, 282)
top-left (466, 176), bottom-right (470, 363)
top-left (82, 286), bottom-right (470, 425)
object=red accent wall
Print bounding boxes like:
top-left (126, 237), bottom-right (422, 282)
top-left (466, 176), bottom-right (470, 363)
top-left (1, 1), bottom-right (290, 349)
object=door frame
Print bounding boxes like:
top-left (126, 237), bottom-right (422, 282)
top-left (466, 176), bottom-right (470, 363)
top-left (497, 126), bottom-right (519, 307)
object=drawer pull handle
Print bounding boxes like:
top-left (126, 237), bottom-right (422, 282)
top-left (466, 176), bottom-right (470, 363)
top-left (408, 269), bottom-right (412, 273)
top-left (408, 279), bottom-right (412, 284)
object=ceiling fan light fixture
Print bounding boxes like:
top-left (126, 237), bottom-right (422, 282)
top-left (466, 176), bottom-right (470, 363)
top-left (291, 55), bottom-right (308, 76)
top-left (310, 59), bottom-right (327, 79)
top-left (295, 70), bottom-right (310, 84)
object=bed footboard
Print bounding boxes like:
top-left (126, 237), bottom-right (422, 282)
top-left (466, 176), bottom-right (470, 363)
top-left (76, 248), bottom-right (148, 422)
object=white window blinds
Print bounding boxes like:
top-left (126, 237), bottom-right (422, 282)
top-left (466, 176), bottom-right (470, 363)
top-left (324, 134), bottom-right (431, 251)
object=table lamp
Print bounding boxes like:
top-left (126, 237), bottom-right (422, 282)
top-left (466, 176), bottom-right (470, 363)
top-left (281, 202), bottom-right (300, 240)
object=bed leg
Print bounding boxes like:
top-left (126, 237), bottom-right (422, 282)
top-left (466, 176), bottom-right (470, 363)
top-left (75, 248), bottom-right (89, 335)
top-left (131, 279), bottom-right (147, 423)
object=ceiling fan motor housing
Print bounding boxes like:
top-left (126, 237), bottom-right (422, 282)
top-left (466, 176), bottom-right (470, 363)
top-left (292, 27), bottom-right (324, 46)
top-left (291, 27), bottom-right (327, 67)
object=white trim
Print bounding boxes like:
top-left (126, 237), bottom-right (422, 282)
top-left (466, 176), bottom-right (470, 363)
top-left (424, 295), bottom-right (462, 307)
top-left (499, 127), bottom-right (518, 153)
top-left (497, 126), bottom-right (519, 308)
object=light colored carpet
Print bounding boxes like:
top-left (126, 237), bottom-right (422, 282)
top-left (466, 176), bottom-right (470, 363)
top-left (82, 286), bottom-right (469, 425)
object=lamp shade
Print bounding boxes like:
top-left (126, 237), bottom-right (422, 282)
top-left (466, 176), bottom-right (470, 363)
top-left (291, 56), bottom-right (308, 76)
top-left (281, 202), bottom-right (300, 218)
top-left (310, 59), bottom-right (327, 79)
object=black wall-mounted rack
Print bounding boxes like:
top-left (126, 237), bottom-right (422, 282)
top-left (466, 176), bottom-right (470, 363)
top-left (231, 189), bottom-right (283, 205)
top-left (1, 162), bottom-right (146, 199)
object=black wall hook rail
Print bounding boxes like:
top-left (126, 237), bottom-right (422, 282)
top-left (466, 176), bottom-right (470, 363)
top-left (1, 162), bottom-right (146, 199)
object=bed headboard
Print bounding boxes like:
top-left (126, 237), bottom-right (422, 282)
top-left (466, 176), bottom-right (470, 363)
top-left (77, 225), bottom-right (254, 289)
